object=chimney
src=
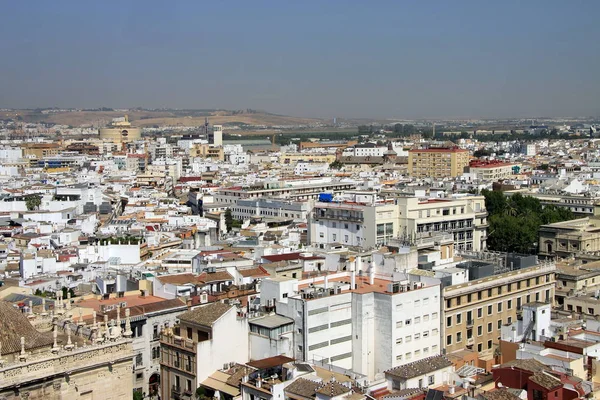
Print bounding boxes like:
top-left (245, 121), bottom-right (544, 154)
top-left (369, 268), bottom-right (375, 285)
top-left (324, 275), bottom-right (329, 290)
top-left (351, 271), bottom-right (356, 289)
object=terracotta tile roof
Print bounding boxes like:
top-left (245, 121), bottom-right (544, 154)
top-left (284, 378), bottom-right (322, 398)
top-left (497, 358), bottom-right (548, 373)
top-left (156, 273), bottom-right (203, 285)
top-left (529, 372), bottom-right (562, 390)
top-left (382, 388), bottom-right (423, 399)
top-left (0, 301), bottom-right (54, 355)
top-left (238, 266), bottom-right (270, 278)
top-left (178, 302), bottom-right (233, 327)
top-left (385, 355), bottom-right (452, 380)
top-left (246, 355), bottom-right (294, 370)
top-left (198, 271), bottom-right (234, 283)
top-left (316, 381), bottom-right (352, 397)
top-left (480, 388), bottom-right (523, 400)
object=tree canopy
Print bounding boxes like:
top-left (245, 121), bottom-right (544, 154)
top-left (482, 190), bottom-right (574, 254)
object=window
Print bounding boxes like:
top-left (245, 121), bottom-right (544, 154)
top-left (396, 321), bottom-right (403, 328)
top-left (432, 328), bottom-right (439, 335)
top-left (477, 326), bottom-right (482, 336)
top-left (508, 316), bottom-right (512, 324)
top-left (488, 340), bottom-right (493, 349)
top-left (477, 308), bottom-right (482, 318)
top-left (498, 320), bottom-right (502, 329)
top-left (497, 302), bottom-right (502, 312)
top-left (477, 343), bottom-right (482, 352)
top-left (432, 312), bottom-right (438, 319)
top-left (447, 335), bottom-right (452, 345)
top-left (396, 354), bottom-right (402, 361)
top-left (478, 291), bottom-right (482, 300)
top-left (414, 333), bottom-right (420, 340)
top-left (396, 338), bottom-right (403, 344)
top-left (487, 289), bottom-right (492, 297)
top-left (423, 331), bottom-right (429, 338)
top-left (428, 375), bottom-right (435, 385)
top-left (456, 313), bottom-right (462, 324)
top-left (488, 323), bottom-right (493, 333)
top-left (487, 305), bottom-right (492, 315)
top-left (405, 319), bottom-right (412, 325)
top-left (507, 299), bottom-right (512, 309)
top-left (447, 316), bottom-right (452, 327)
top-left (405, 336), bottom-right (412, 343)
top-left (457, 332), bottom-right (462, 342)
top-left (414, 316), bottom-right (421, 324)
top-left (332, 234), bottom-right (336, 241)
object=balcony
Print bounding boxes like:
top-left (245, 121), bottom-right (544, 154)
top-left (466, 319), bottom-right (475, 328)
top-left (172, 385), bottom-right (182, 396)
top-left (160, 333), bottom-right (196, 351)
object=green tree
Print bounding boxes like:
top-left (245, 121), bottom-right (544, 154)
top-left (483, 190), bottom-right (574, 253)
top-left (329, 160), bottom-right (343, 170)
top-left (133, 391), bottom-right (144, 400)
top-left (25, 195), bottom-right (41, 211)
top-left (224, 208), bottom-right (234, 233)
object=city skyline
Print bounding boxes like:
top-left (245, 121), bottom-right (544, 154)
top-left (1, 1), bottom-right (599, 119)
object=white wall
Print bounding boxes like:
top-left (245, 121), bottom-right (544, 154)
top-left (196, 309), bottom-right (249, 382)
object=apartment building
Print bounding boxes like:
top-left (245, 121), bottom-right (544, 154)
top-left (443, 262), bottom-right (556, 356)
top-left (408, 147), bottom-right (469, 178)
top-left (309, 199), bottom-right (400, 249)
top-left (394, 195), bottom-right (488, 252)
top-left (341, 143), bottom-right (386, 157)
top-left (465, 160), bottom-right (517, 181)
top-left (160, 302), bottom-right (249, 400)
top-left (262, 270), bottom-right (442, 381)
top-left (215, 181), bottom-right (356, 204)
top-left (230, 198), bottom-right (313, 222)
top-left (309, 194), bottom-right (487, 251)
top-left (191, 143), bottom-right (224, 161)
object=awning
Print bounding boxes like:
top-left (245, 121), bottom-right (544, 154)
top-left (201, 377), bottom-right (240, 397)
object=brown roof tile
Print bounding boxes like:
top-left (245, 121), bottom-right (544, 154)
top-left (157, 273), bottom-right (203, 285)
top-left (385, 355), bottom-right (452, 380)
top-left (316, 381), bottom-right (352, 397)
top-left (0, 301), bottom-right (54, 355)
top-left (285, 378), bottom-right (322, 398)
top-left (529, 372), bottom-right (562, 390)
top-left (178, 302), bottom-right (233, 327)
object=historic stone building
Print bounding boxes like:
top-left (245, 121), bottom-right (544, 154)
top-left (0, 294), bottom-right (134, 400)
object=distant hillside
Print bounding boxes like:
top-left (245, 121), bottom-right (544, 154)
top-left (5, 109), bottom-right (324, 128)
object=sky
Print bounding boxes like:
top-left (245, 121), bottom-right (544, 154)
top-left (1, 1), bottom-right (599, 119)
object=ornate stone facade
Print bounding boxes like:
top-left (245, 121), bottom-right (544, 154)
top-left (0, 297), bottom-right (134, 400)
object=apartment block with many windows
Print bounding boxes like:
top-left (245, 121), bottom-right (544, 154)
top-left (393, 195), bottom-right (488, 252)
top-left (442, 262), bottom-right (556, 356)
top-left (408, 147), bottom-right (469, 178)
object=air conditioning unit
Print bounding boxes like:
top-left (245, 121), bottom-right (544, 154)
top-left (120, 302), bottom-right (127, 308)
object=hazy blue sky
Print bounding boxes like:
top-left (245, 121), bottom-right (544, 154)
top-left (1, 1), bottom-right (599, 119)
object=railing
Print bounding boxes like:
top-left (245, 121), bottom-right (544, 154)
top-left (172, 385), bottom-right (182, 395)
top-left (466, 319), bottom-right (475, 327)
top-left (160, 333), bottom-right (196, 350)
